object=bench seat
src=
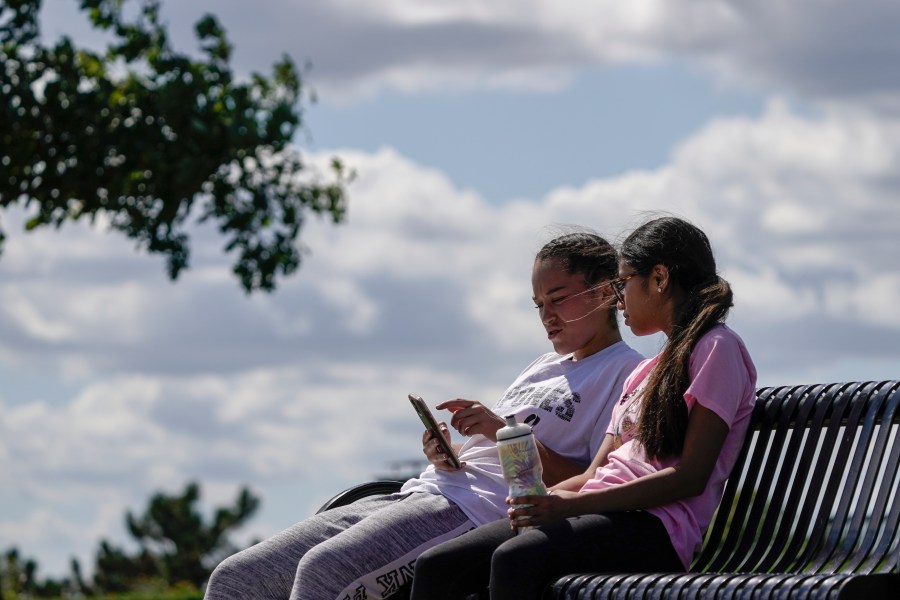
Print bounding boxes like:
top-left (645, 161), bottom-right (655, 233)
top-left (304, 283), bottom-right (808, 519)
top-left (318, 380), bottom-right (900, 599)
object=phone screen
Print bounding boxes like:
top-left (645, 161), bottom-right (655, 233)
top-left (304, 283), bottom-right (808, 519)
top-left (409, 394), bottom-right (461, 469)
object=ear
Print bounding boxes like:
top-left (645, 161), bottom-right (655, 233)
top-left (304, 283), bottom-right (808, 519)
top-left (596, 278), bottom-right (616, 300)
top-left (652, 264), bottom-right (670, 293)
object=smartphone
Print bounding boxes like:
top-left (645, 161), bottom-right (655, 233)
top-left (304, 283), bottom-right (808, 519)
top-left (409, 393), bottom-right (461, 469)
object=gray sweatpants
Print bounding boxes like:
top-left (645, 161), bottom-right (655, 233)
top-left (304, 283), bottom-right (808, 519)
top-left (204, 491), bottom-right (474, 600)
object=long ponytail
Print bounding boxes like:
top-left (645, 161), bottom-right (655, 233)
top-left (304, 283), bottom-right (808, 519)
top-left (620, 217), bottom-right (733, 459)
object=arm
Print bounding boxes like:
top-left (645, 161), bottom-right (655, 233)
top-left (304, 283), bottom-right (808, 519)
top-left (510, 404), bottom-right (729, 526)
top-left (549, 433), bottom-right (615, 493)
top-left (533, 437), bottom-right (588, 486)
top-left (437, 398), bottom-right (591, 485)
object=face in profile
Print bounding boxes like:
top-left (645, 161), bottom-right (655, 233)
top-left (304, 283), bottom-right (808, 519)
top-left (531, 257), bottom-right (612, 357)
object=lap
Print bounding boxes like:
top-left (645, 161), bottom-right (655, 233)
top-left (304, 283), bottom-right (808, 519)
top-left (233, 492), bottom-right (406, 564)
top-left (494, 511), bottom-right (681, 572)
top-left (411, 511), bottom-right (682, 600)
top-left (307, 491), bottom-right (472, 557)
top-left (207, 493), bottom-right (420, 599)
top-left (293, 493), bottom-right (473, 600)
top-left (417, 511), bottom-right (675, 570)
top-left (411, 518), bottom-right (515, 600)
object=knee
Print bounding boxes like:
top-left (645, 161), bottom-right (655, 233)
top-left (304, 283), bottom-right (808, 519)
top-left (413, 544), bottom-right (446, 582)
top-left (208, 550), bottom-right (243, 581)
top-left (207, 546), bottom-right (298, 600)
top-left (292, 542), bottom-right (359, 599)
top-left (205, 552), bottom-right (254, 599)
top-left (491, 537), bottom-right (535, 575)
top-left (294, 541), bottom-right (336, 580)
top-left (411, 545), bottom-right (455, 600)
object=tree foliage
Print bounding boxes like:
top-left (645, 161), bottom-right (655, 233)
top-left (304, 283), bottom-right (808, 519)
top-left (1, 482), bottom-right (258, 597)
top-left (0, 547), bottom-right (68, 598)
top-left (0, 0), bottom-right (350, 292)
top-left (89, 481), bottom-right (260, 594)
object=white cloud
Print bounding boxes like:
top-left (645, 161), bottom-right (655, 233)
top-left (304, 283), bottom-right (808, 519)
top-left (825, 273), bottom-right (900, 329)
top-left (3, 1), bottom-right (895, 586)
top-left (2, 286), bottom-right (76, 343)
top-left (312, 277), bottom-right (380, 335)
top-left (37, 0), bottom-right (900, 107)
top-left (727, 267), bottom-right (819, 321)
top-left (5, 12), bottom-right (900, 576)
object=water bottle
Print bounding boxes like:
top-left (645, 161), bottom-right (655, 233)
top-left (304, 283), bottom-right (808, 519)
top-left (496, 415), bottom-right (547, 531)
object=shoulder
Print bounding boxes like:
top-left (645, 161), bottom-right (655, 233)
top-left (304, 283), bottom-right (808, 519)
top-left (520, 351), bottom-right (564, 371)
top-left (686, 325), bottom-right (758, 419)
top-left (689, 325), bottom-right (755, 381)
top-left (584, 341), bottom-right (644, 369)
top-left (691, 325), bottom-right (752, 367)
top-left (574, 342), bottom-right (644, 386)
top-left (608, 340), bottom-right (645, 363)
top-left (695, 323), bottom-right (743, 347)
top-left (623, 355), bottom-right (657, 392)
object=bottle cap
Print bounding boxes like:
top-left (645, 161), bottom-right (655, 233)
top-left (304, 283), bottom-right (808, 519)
top-left (498, 415), bottom-right (532, 441)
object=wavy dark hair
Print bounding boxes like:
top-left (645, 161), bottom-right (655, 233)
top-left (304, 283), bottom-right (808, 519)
top-left (536, 231), bottom-right (620, 329)
top-left (619, 217), bottom-right (733, 459)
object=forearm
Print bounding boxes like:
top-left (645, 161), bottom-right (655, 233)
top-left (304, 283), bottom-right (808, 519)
top-left (549, 434), bottom-right (613, 493)
top-left (512, 407), bottom-right (730, 527)
top-left (550, 471), bottom-right (593, 493)
top-left (536, 440), bottom-right (588, 487)
top-left (565, 465), bottom-right (703, 516)
top-left (566, 407), bottom-right (728, 514)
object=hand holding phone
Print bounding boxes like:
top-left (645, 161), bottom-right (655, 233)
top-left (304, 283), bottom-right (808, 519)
top-left (409, 393), bottom-right (461, 469)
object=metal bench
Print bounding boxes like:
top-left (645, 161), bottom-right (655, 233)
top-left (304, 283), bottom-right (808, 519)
top-left (317, 380), bottom-right (900, 599)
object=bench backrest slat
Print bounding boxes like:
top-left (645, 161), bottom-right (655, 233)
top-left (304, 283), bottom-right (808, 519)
top-left (788, 381), bottom-right (866, 572)
top-left (692, 380), bottom-right (900, 575)
top-left (828, 384), bottom-right (899, 573)
top-left (763, 383), bottom-right (848, 572)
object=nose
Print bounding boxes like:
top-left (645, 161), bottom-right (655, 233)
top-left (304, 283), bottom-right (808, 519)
top-left (540, 302), bottom-right (557, 324)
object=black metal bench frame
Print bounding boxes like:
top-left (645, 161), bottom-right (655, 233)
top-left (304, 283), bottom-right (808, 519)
top-left (317, 380), bottom-right (900, 599)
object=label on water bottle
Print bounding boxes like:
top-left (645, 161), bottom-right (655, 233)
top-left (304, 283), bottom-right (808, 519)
top-left (498, 437), bottom-right (547, 532)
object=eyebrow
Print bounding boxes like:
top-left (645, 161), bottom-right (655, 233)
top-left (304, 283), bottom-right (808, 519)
top-left (532, 285), bottom-right (569, 302)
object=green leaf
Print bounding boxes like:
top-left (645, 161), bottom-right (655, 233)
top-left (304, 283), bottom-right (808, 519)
top-left (0, 0), bottom-right (351, 293)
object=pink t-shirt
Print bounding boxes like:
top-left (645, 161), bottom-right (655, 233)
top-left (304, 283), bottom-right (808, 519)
top-left (579, 324), bottom-right (757, 569)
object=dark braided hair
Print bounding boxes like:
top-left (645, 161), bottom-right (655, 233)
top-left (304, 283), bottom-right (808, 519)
top-left (536, 231), bottom-right (620, 329)
top-left (620, 217), bottom-right (733, 459)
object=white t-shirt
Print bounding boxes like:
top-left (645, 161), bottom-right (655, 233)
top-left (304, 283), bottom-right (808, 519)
top-left (401, 341), bottom-right (643, 526)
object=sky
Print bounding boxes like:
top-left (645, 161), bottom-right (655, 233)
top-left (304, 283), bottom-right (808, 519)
top-left (2, 0), bottom-right (900, 580)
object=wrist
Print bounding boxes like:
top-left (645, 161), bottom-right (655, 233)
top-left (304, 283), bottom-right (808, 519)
top-left (564, 489), bottom-right (595, 517)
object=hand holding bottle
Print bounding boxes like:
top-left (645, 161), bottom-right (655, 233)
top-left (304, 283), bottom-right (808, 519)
top-left (497, 415), bottom-right (547, 532)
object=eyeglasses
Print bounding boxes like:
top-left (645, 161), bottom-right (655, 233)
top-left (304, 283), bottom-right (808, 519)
top-left (609, 274), bottom-right (636, 303)
top-left (568, 275), bottom-right (636, 304)
top-left (536, 275), bottom-right (636, 309)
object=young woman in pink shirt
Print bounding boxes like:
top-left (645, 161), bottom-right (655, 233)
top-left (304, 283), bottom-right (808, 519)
top-left (410, 216), bottom-right (758, 600)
